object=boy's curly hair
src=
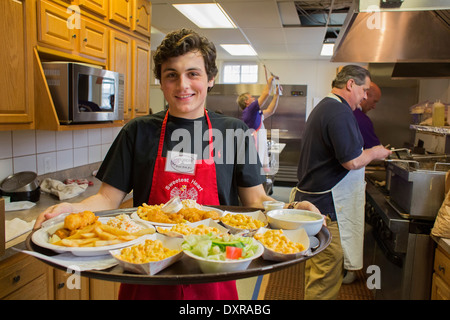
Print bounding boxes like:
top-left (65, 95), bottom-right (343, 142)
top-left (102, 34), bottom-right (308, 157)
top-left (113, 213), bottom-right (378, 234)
top-left (153, 29), bottom-right (218, 82)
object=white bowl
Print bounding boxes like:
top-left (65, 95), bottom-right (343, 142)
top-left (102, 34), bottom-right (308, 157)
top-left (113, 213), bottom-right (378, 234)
top-left (183, 239), bottom-right (264, 273)
top-left (266, 209), bottom-right (324, 236)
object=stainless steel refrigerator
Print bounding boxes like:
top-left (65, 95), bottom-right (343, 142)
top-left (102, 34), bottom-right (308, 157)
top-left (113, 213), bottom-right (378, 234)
top-left (207, 84), bottom-right (307, 184)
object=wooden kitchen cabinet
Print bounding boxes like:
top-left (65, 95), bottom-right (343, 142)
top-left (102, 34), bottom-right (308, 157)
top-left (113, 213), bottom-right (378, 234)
top-left (109, 31), bottom-right (150, 119)
top-left (0, 252), bottom-right (122, 300)
top-left (0, 253), bottom-right (52, 300)
top-left (109, 0), bottom-right (151, 37)
top-left (132, 38), bottom-right (151, 117)
top-left (77, 0), bottom-right (108, 17)
top-left (53, 269), bottom-right (120, 300)
top-left (109, 0), bottom-right (132, 29)
top-left (37, 0), bottom-right (76, 52)
top-left (89, 278), bottom-right (120, 299)
top-left (132, 0), bottom-right (151, 37)
top-left (431, 245), bottom-right (450, 300)
top-left (38, 0), bottom-right (108, 60)
top-left (0, 0), bottom-right (35, 129)
top-left (53, 268), bottom-right (90, 300)
top-left (109, 30), bottom-right (133, 120)
top-left (2, 0), bottom-right (150, 130)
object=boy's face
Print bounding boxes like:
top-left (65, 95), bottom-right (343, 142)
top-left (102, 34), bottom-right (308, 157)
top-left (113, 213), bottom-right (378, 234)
top-left (160, 51), bottom-right (214, 119)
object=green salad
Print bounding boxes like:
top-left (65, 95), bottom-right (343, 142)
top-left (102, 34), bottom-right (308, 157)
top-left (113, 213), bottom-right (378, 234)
top-left (181, 233), bottom-right (259, 261)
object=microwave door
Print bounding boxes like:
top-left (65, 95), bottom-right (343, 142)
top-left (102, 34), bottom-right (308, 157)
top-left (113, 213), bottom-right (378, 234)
top-left (74, 67), bottom-right (118, 123)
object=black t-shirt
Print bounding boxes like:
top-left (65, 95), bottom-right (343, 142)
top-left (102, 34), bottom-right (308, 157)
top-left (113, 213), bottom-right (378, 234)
top-left (295, 96), bottom-right (363, 214)
top-left (96, 110), bottom-right (265, 207)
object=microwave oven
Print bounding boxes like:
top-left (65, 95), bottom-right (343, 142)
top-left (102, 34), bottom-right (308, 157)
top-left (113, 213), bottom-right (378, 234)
top-left (42, 62), bottom-right (124, 124)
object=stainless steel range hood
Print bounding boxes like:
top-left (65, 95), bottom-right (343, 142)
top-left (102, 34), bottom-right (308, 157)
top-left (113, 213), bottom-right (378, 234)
top-left (331, 0), bottom-right (450, 77)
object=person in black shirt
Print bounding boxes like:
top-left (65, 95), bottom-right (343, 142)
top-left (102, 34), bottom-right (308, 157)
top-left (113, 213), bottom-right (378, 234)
top-left (35, 28), bottom-right (319, 300)
top-left (293, 65), bottom-right (391, 299)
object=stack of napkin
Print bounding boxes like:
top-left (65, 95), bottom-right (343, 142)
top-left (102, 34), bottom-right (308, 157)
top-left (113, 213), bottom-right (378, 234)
top-left (6, 218), bottom-right (36, 242)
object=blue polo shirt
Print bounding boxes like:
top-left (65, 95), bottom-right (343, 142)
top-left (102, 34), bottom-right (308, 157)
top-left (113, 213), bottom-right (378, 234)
top-left (241, 100), bottom-right (262, 130)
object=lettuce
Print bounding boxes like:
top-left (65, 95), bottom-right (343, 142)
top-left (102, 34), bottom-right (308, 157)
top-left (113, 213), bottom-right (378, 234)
top-left (182, 233), bottom-right (258, 260)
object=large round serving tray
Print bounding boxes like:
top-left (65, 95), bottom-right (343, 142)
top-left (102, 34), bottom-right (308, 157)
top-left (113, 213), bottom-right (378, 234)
top-left (26, 206), bottom-right (331, 285)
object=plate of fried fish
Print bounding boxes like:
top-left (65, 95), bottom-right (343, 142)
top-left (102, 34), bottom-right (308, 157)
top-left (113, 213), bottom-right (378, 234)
top-left (32, 211), bottom-right (155, 256)
top-left (130, 199), bottom-right (223, 227)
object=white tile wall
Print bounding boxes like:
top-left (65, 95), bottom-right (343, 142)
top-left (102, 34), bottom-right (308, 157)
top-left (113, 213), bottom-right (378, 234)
top-left (0, 127), bottom-right (122, 181)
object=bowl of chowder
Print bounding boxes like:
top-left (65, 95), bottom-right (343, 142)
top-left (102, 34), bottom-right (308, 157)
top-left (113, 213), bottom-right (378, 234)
top-left (266, 209), bottom-right (324, 236)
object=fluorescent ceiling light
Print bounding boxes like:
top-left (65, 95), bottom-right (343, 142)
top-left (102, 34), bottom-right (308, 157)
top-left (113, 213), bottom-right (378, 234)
top-left (173, 3), bottom-right (236, 29)
top-left (320, 43), bottom-right (334, 56)
top-left (220, 44), bottom-right (257, 56)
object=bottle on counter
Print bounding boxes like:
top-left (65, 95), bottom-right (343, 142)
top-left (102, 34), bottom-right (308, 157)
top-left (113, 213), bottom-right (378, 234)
top-left (432, 100), bottom-right (445, 127)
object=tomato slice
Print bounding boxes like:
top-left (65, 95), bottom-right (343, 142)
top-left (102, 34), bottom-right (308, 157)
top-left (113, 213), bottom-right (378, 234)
top-left (226, 246), bottom-right (243, 259)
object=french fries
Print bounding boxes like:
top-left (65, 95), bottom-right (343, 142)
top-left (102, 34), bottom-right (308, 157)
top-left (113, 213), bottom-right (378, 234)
top-left (49, 220), bottom-right (155, 247)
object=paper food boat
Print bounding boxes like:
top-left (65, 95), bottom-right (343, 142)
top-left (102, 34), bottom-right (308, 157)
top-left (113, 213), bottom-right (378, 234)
top-left (110, 234), bottom-right (183, 275)
top-left (254, 227), bottom-right (310, 262)
top-left (220, 210), bottom-right (268, 236)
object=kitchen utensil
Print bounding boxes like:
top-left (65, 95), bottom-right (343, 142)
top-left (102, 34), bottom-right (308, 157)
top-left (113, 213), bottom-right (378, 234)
top-left (0, 172), bottom-right (40, 202)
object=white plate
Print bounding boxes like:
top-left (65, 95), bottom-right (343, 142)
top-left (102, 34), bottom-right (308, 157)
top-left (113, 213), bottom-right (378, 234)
top-left (131, 206), bottom-right (223, 227)
top-left (32, 217), bottom-right (155, 257)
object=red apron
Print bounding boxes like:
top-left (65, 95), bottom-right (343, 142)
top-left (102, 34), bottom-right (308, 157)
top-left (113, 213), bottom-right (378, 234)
top-left (119, 111), bottom-right (238, 300)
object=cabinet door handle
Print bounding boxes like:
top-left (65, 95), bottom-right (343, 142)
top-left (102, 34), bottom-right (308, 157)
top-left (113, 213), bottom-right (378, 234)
top-left (438, 265), bottom-right (445, 274)
top-left (13, 275), bottom-right (21, 283)
top-left (83, 38), bottom-right (87, 42)
top-left (72, 34), bottom-right (77, 39)
top-left (57, 282), bottom-right (65, 289)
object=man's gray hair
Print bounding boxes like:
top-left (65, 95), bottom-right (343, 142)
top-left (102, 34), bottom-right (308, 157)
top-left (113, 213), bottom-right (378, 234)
top-left (332, 65), bottom-right (371, 89)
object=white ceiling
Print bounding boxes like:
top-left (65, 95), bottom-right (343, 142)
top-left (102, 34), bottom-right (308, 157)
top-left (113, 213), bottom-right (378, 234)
top-left (149, 0), bottom-right (343, 61)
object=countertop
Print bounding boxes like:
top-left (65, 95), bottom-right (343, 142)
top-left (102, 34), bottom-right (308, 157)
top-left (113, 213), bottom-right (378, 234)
top-left (1, 176), bottom-right (132, 262)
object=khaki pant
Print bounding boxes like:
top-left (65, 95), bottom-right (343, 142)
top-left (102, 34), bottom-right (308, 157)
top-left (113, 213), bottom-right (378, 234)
top-left (304, 217), bottom-right (344, 300)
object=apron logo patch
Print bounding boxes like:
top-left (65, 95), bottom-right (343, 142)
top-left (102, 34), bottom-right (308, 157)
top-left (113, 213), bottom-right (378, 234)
top-left (165, 179), bottom-right (204, 201)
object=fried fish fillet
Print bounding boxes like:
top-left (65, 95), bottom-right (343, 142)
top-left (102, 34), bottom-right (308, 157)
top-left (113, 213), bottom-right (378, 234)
top-left (64, 211), bottom-right (98, 231)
